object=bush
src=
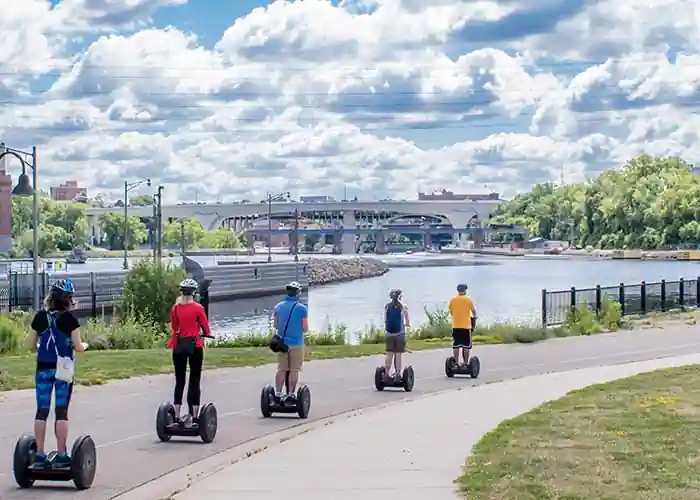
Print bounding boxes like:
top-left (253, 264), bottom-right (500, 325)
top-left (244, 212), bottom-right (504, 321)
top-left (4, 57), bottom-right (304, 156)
top-left (0, 314), bottom-right (27, 354)
top-left (120, 259), bottom-right (186, 325)
top-left (82, 316), bottom-right (168, 350)
top-left (600, 296), bottom-right (623, 330)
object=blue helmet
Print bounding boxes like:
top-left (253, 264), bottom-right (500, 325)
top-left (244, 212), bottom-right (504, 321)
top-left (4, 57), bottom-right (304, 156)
top-left (51, 279), bottom-right (75, 295)
top-left (457, 283), bottom-right (468, 293)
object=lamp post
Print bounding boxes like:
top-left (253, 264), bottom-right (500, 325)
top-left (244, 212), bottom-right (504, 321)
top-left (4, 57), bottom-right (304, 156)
top-left (122, 178), bottom-right (151, 270)
top-left (266, 191), bottom-right (290, 263)
top-left (0, 144), bottom-right (39, 310)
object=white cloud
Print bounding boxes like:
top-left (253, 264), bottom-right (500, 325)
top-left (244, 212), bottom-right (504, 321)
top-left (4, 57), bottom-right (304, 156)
top-left (1, 0), bottom-right (699, 205)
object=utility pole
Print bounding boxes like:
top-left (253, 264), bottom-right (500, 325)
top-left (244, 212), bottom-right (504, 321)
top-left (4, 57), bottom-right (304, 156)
top-left (156, 186), bottom-right (164, 263)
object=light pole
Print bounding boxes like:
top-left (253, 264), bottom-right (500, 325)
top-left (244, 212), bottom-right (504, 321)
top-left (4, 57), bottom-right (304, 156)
top-left (156, 185), bottom-right (164, 263)
top-left (122, 178), bottom-right (151, 269)
top-left (0, 143), bottom-right (39, 310)
top-left (266, 191), bottom-right (290, 263)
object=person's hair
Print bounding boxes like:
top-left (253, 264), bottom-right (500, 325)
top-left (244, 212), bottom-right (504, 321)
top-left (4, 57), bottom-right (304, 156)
top-left (390, 295), bottom-right (402, 309)
top-left (286, 287), bottom-right (299, 298)
top-left (44, 289), bottom-right (72, 311)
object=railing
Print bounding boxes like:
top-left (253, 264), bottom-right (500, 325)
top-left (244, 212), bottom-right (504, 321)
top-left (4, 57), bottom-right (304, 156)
top-left (542, 278), bottom-right (700, 326)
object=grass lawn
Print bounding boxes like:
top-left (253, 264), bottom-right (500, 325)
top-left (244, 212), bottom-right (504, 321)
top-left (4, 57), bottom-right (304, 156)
top-left (458, 364), bottom-right (700, 499)
top-left (0, 339), bottom-right (451, 391)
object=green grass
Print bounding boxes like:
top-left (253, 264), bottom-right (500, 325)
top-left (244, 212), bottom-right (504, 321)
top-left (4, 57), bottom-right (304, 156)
top-left (0, 340), bottom-right (451, 391)
top-left (458, 364), bottom-right (700, 499)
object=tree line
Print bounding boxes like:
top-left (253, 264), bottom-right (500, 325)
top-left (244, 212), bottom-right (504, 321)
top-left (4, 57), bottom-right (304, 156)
top-left (7, 195), bottom-right (242, 257)
top-left (492, 155), bottom-right (700, 249)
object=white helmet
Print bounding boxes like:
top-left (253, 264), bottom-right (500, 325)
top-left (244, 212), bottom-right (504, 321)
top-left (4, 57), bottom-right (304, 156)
top-left (285, 281), bottom-right (302, 294)
top-left (180, 278), bottom-right (198, 295)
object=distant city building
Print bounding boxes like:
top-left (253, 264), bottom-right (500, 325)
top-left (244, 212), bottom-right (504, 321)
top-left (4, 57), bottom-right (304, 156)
top-left (418, 189), bottom-right (500, 201)
top-left (51, 181), bottom-right (87, 201)
top-left (300, 195), bottom-right (336, 203)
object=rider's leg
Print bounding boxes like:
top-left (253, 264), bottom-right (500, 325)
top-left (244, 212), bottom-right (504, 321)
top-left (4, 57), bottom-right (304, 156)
top-left (33, 369), bottom-right (53, 464)
top-left (52, 381), bottom-right (72, 466)
top-left (385, 334), bottom-right (396, 374)
top-left (462, 328), bottom-right (473, 364)
top-left (275, 353), bottom-right (289, 397)
top-left (393, 334), bottom-right (405, 375)
top-left (187, 348), bottom-right (204, 419)
top-left (452, 328), bottom-right (462, 364)
top-left (286, 347), bottom-right (304, 395)
top-left (172, 350), bottom-right (188, 419)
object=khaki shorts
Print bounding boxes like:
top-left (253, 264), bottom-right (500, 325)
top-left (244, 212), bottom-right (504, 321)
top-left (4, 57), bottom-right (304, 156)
top-left (277, 346), bottom-right (304, 371)
top-left (385, 334), bottom-right (406, 353)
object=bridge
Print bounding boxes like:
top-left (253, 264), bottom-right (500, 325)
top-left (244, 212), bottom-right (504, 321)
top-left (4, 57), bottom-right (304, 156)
top-left (85, 198), bottom-right (504, 253)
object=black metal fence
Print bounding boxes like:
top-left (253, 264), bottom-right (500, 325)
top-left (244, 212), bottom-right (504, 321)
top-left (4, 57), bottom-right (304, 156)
top-left (542, 278), bottom-right (700, 326)
top-left (0, 272), bottom-right (210, 318)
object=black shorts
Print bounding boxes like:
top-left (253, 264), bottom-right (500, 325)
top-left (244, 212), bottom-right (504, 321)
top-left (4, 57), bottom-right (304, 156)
top-left (452, 328), bottom-right (472, 349)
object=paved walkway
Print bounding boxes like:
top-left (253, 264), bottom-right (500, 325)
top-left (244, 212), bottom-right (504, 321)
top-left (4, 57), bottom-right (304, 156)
top-left (172, 352), bottom-right (700, 499)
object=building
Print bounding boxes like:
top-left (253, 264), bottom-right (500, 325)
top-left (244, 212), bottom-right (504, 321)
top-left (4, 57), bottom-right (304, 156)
top-left (51, 181), bottom-right (87, 201)
top-left (418, 189), bottom-right (500, 201)
top-left (300, 195), bottom-right (336, 203)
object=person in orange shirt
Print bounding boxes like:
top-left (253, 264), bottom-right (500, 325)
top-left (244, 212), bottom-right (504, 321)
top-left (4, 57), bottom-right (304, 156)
top-left (448, 284), bottom-right (477, 366)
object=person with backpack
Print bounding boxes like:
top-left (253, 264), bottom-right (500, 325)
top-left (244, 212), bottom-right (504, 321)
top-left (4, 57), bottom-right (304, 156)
top-left (384, 288), bottom-right (410, 379)
top-left (28, 279), bottom-right (88, 468)
top-left (271, 281), bottom-right (308, 403)
top-left (168, 278), bottom-right (212, 427)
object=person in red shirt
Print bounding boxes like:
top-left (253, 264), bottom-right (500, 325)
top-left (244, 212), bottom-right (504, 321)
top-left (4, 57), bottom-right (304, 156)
top-left (168, 278), bottom-right (212, 426)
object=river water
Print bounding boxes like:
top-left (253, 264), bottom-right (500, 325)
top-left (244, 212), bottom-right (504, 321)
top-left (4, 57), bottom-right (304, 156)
top-left (206, 256), bottom-right (700, 336)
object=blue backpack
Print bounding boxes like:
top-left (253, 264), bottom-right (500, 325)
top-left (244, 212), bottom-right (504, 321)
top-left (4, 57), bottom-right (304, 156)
top-left (37, 312), bottom-right (73, 364)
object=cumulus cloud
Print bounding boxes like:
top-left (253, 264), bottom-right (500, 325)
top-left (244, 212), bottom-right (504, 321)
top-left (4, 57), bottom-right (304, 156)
top-left (0, 0), bottom-right (698, 204)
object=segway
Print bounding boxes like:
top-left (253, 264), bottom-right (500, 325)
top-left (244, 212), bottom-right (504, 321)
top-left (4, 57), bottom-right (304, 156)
top-left (260, 371), bottom-right (311, 419)
top-left (156, 402), bottom-right (218, 443)
top-left (13, 434), bottom-right (97, 490)
top-left (374, 365), bottom-right (415, 392)
top-left (445, 355), bottom-right (480, 378)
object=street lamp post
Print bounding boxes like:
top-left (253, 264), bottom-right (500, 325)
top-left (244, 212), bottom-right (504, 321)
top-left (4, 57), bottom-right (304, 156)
top-left (266, 191), bottom-right (290, 263)
top-left (122, 178), bottom-right (151, 270)
top-left (0, 144), bottom-right (39, 309)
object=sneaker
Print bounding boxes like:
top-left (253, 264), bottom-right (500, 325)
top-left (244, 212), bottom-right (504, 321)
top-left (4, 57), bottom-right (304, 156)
top-left (32, 453), bottom-right (48, 469)
top-left (53, 453), bottom-right (71, 468)
top-left (181, 415), bottom-right (194, 428)
top-left (284, 393), bottom-right (297, 404)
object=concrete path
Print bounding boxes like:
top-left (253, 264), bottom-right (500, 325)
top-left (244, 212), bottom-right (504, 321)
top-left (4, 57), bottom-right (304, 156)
top-left (171, 352), bottom-right (700, 500)
top-left (0, 324), bottom-right (699, 499)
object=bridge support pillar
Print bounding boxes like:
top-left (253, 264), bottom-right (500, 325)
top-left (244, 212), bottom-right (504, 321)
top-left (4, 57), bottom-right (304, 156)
top-left (341, 210), bottom-right (356, 254)
top-left (86, 214), bottom-right (102, 245)
top-left (376, 230), bottom-right (387, 254)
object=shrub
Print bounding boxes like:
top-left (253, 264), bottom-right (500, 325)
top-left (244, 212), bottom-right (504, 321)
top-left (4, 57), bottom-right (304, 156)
top-left (120, 259), bottom-right (186, 325)
top-left (566, 303), bottom-right (602, 335)
top-left (0, 314), bottom-right (27, 354)
top-left (600, 296), bottom-right (623, 330)
top-left (82, 316), bottom-right (168, 350)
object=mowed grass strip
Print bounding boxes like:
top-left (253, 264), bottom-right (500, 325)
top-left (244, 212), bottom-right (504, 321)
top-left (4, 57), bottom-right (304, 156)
top-left (0, 339), bottom-right (451, 391)
top-left (458, 364), bottom-right (700, 499)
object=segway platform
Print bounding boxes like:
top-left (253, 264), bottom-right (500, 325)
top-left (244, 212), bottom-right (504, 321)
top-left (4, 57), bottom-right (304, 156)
top-left (13, 434), bottom-right (97, 490)
top-left (445, 355), bottom-right (480, 378)
top-left (260, 385), bottom-right (311, 419)
top-left (156, 402), bottom-right (218, 443)
top-left (374, 365), bottom-right (414, 392)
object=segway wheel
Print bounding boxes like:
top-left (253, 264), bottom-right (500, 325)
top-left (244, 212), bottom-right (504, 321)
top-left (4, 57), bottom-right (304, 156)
top-left (261, 385), bottom-right (274, 418)
top-left (445, 356), bottom-right (456, 378)
top-left (13, 434), bottom-right (36, 489)
top-left (198, 403), bottom-right (218, 443)
top-left (469, 356), bottom-right (481, 379)
top-left (296, 385), bottom-right (311, 419)
top-left (374, 366), bottom-right (386, 391)
top-left (402, 366), bottom-right (415, 392)
top-left (156, 402), bottom-right (175, 442)
top-left (71, 435), bottom-right (97, 490)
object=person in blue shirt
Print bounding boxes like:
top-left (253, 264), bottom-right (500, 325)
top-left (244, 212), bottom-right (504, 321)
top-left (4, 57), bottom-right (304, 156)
top-left (272, 281), bottom-right (308, 403)
top-left (28, 279), bottom-right (88, 468)
top-left (384, 288), bottom-right (410, 379)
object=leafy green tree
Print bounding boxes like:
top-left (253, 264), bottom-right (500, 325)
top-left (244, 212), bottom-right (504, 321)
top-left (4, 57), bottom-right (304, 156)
top-left (492, 155), bottom-right (700, 250)
top-left (198, 228), bottom-right (242, 249)
top-left (163, 218), bottom-right (205, 248)
top-left (99, 212), bottom-right (148, 250)
top-left (130, 195), bottom-right (154, 206)
top-left (120, 259), bottom-right (186, 326)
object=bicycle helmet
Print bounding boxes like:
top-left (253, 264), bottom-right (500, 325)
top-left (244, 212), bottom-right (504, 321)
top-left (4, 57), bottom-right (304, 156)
top-left (51, 279), bottom-right (75, 295)
top-left (179, 278), bottom-right (199, 295)
top-left (286, 281), bottom-right (302, 296)
top-left (389, 288), bottom-right (402, 300)
top-left (457, 283), bottom-right (468, 293)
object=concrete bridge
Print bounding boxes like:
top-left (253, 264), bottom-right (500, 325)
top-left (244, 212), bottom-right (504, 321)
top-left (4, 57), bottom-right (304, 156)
top-left (85, 198), bottom-right (503, 254)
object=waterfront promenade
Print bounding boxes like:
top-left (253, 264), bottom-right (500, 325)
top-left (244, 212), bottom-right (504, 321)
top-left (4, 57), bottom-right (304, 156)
top-left (2, 324), bottom-right (699, 499)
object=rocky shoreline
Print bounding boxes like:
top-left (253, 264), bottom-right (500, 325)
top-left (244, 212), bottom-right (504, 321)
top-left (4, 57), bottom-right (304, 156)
top-left (307, 257), bottom-right (389, 286)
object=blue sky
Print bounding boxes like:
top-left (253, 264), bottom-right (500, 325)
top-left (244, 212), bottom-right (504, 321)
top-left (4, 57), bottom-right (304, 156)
top-left (2, 0), bottom-right (699, 203)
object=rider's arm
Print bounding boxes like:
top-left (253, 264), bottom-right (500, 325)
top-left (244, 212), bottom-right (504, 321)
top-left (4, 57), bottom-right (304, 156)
top-left (301, 305), bottom-right (309, 333)
top-left (71, 329), bottom-right (87, 352)
top-left (167, 305), bottom-right (179, 348)
top-left (28, 311), bottom-right (43, 351)
top-left (61, 313), bottom-right (86, 352)
top-left (28, 330), bottom-right (38, 352)
top-left (448, 297), bottom-right (454, 316)
top-left (402, 304), bottom-right (410, 328)
top-left (197, 304), bottom-right (211, 336)
top-left (273, 305), bottom-right (280, 329)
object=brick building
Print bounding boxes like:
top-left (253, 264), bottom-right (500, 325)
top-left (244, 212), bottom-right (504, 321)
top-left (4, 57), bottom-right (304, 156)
top-left (51, 181), bottom-right (87, 201)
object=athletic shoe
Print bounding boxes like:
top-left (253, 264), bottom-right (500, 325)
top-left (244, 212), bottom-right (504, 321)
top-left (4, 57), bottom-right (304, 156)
top-left (32, 453), bottom-right (48, 469)
top-left (53, 453), bottom-right (71, 468)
